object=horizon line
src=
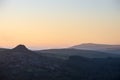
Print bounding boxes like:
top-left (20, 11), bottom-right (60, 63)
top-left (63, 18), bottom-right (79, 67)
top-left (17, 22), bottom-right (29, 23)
top-left (1, 43), bottom-right (120, 50)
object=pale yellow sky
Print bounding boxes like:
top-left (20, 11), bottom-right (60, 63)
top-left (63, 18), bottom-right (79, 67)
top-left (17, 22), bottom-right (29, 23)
top-left (0, 0), bottom-right (120, 49)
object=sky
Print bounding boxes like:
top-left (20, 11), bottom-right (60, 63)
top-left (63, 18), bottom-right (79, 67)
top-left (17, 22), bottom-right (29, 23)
top-left (0, 0), bottom-right (120, 49)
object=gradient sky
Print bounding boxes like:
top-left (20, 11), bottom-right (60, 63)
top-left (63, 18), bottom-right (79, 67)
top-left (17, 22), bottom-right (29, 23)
top-left (0, 0), bottom-right (120, 49)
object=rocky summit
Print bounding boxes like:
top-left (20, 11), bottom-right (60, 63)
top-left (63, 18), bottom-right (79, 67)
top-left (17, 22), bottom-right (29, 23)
top-left (12, 44), bottom-right (30, 52)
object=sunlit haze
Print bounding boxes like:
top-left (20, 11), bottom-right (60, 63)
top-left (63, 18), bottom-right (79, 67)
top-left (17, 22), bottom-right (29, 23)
top-left (0, 0), bottom-right (120, 49)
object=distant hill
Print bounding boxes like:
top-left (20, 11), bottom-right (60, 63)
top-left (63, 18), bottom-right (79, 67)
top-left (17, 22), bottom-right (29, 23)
top-left (38, 48), bottom-right (120, 59)
top-left (0, 48), bottom-right (9, 51)
top-left (70, 43), bottom-right (120, 54)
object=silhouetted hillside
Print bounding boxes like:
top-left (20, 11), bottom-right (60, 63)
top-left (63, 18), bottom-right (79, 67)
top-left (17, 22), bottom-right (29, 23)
top-left (0, 45), bottom-right (64, 80)
top-left (0, 45), bottom-right (120, 80)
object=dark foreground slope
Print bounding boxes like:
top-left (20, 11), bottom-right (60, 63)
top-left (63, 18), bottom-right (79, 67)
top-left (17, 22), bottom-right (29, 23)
top-left (63, 56), bottom-right (120, 80)
top-left (0, 45), bottom-right (120, 80)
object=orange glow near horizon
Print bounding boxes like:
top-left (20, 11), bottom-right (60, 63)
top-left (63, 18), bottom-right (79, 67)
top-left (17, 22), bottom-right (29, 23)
top-left (0, 0), bottom-right (120, 49)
